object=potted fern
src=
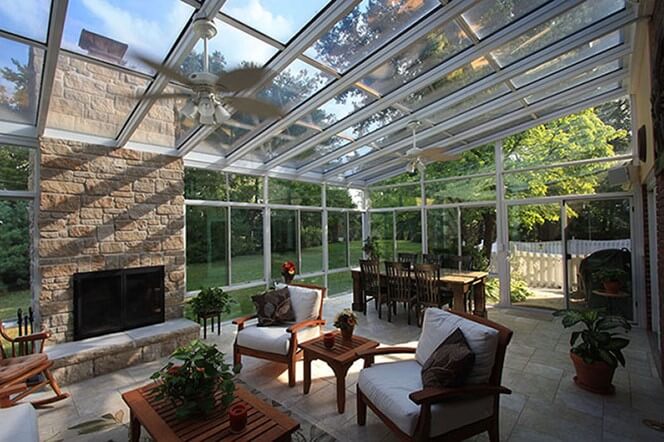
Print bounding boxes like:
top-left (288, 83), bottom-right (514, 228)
top-left (553, 308), bottom-right (630, 394)
top-left (594, 268), bottom-right (628, 294)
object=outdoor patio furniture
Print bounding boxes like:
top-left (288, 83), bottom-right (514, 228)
top-left (0, 402), bottom-right (39, 442)
top-left (232, 283), bottom-right (326, 387)
top-left (0, 324), bottom-right (70, 408)
top-left (422, 254), bottom-right (443, 266)
top-left (355, 308), bottom-right (513, 441)
top-left (385, 261), bottom-right (417, 324)
top-left (359, 259), bottom-right (386, 317)
top-left (122, 383), bottom-right (300, 442)
top-left (413, 263), bottom-right (454, 327)
top-left (441, 254), bottom-right (473, 271)
top-left (398, 253), bottom-right (420, 265)
top-left (299, 333), bottom-right (378, 414)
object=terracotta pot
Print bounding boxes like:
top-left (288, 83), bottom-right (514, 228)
top-left (323, 332), bottom-right (336, 349)
top-left (340, 327), bottom-right (354, 341)
top-left (570, 352), bottom-right (616, 395)
top-left (283, 274), bottom-right (294, 284)
top-left (602, 280), bottom-right (622, 294)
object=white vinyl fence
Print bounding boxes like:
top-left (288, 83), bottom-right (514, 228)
top-left (490, 239), bottom-right (630, 289)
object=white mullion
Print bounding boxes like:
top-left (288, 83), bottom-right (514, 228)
top-left (263, 175), bottom-right (271, 288)
top-left (421, 169), bottom-right (427, 255)
top-left (296, 209), bottom-right (302, 276)
top-left (495, 140), bottom-right (510, 306)
top-left (322, 184), bottom-right (329, 289)
top-left (227, 206), bottom-right (232, 286)
top-left (346, 211), bottom-right (351, 268)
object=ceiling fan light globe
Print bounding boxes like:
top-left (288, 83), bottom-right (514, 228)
top-left (214, 104), bottom-right (231, 124)
top-left (180, 100), bottom-right (198, 119)
top-left (198, 97), bottom-right (215, 117)
top-left (199, 113), bottom-right (215, 125)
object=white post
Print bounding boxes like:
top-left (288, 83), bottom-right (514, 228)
top-left (263, 176), bottom-right (271, 288)
top-left (322, 184), bottom-right (329, 289)
top-left (421, 168), bottom-right (428, 255)
top-left (495, 140), bottom-right (511, 306)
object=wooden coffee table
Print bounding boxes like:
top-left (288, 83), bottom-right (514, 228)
top-left (299, 333), bottom-right (379, 414)
top-left (122, 383), bottom-right (299, 442)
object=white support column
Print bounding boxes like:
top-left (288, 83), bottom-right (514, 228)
top-left (495, 140), bottom-right (511, 306)
top-left (363, 187), bottom-right (370, 258)
top-left (421, 169), bottom-right (428, 255)
top-left (227, 206), bottom-right (233, 285)
top-left (296, 209), bottom-right (302, 275)
top-left (263, 175), bottom-right (271, 288)
top-left (322, 184), bottom-right (329, 289)
top-left (392, 210), bottom-right (397, 261)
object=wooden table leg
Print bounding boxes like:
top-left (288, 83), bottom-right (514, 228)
top-left (129, 410), bottom-right (141, 442)
top-left (351, 271), bottom-right (364, 312)
top-left (217, 313), bottom-right (221, 335)
top-left (303, 352), bottom-right (312, 394)
top-left (451, 286), bottom-right (465, 313)
top-left (331, 364), bottom-right (351, 414)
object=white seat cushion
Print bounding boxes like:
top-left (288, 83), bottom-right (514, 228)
top-left (0, 403), bottom-right (39, 442)
top-left (236, 324), bottom-right (320, 355)
top-left (416, 308), bottom-right (499, 384)
top-left (276, 284), bottom-right (322, 322)
top-left (358, 360), bottom-right (494, 437)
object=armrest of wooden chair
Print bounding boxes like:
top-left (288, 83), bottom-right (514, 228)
top-left (231, 314), bottom-right (258, 331)
top-left (0, 383), bottom-right (27, 408)
top-left (409, 384), bottom-right (511, 405)
top-left (285, 319), bottom-right (325, 334)
top-left (357, 346), bottom-right (416, 367)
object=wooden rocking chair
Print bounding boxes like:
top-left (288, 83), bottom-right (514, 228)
top-left (0, 322), bottom-right (69, 408)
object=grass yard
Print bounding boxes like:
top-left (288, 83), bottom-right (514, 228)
top-left (0, 289), bottom-right (31, 322)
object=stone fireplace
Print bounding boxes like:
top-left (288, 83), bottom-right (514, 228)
top-left (37, 138), bottom-right (186, 343)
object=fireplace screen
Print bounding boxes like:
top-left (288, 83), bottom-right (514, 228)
top-left (73, 266), bottom-right (164, 340)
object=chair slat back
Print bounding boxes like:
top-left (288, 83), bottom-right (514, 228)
top-left (422, 253), bottom-right (442, 266)
top-left (385, 261), bottom-right (412, 303)
top-left (413, 263), bottom-right (440, 306)
top-left (359, 259), bottom-right (381, 294)
top-left (442, 254), bottom-right (473, 271)
top-left (398, 253), bottom-right (419, 266)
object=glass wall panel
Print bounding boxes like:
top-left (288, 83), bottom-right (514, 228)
top-left (0, 38), bottom-right (43, 124)
top-left (370, 212), bottom-right (394, 260)
top-left (269, 178), bottom-right (321, 206)
top-left (301, 211), bottom-right (323, 274)
top-left (461, 206), bottom-right (496, 271)
top-left (231, 208), bottom-right (264, 284)
top-left (220, 286), bottom-right (266, 321)
top-left (328, 271), bottom-right (353, 297)
top-left (229, 173), bottom-right (264, 203)
top-left (427, 208), bottom-right (458, 255)
top-left (396, 211), bottom-right (421, 255)
top-left (186, 206), bottom-right (228, 291)
top-left (328, 211), bottom-right (348, 270)
top-left (425, 144), bottom-right (495, 179)
top-left (0, 199), bottom-right (30, 321)
top-left (0, 145), bottom-right (31, 191)
top-left (426, 176), bottom-right (496, 204)
top-left (271, 210), bottom-right (297, 278)
top-left (371, 183), bottom-right (419, 208)
top-left (184, 168), bottom-right (227, 201)
top-left (327, 186), bottom-right (356, 208)
top-left (349, 212), bottom-right (364, 265)
top-left (297, 275), bottom-right (325, 287)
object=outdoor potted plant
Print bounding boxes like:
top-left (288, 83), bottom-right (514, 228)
top-left (334, 308), bottom-right (358, 341)
top-left (553, 308), bottom-right (631, 394)
top-left (594, 268), bottom-right (628, 294)
top-left (281, 260), bottom-right (296, 284)
top-left (362, 236), bottom-right (379, 260)
top-left (190, 286), bottom-right (236, 321)
top-left (150, 340), bottom-right (240, 420)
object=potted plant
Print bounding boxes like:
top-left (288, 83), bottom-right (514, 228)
top-left (281, 261), bottom-right (296, 284)
top-left (150, 340), bottom-right (240, 420)
top-left (362, 236), bottom-right (379, 260)
top-left (553, 308), bottom-right (630, 394)
top-left (594, 268), bottom-right (628, 294)
top-left (190, 286), bottom-right (236, 320)
top-left (333, 308), bottom-right (358, 341)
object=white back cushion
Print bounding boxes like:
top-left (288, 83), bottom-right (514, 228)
top-left (276, 284), bottom-right (322, 322)
top-left (416, 308), bottom-right (499, 384)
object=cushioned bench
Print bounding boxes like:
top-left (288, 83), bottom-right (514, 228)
top-left (0, 403), bottom-right (39, 442)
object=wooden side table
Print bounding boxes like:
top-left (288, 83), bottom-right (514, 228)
top-left (299, 333), bottom-right (379, 414)
top-left (592, 290), bottom-right (631, 315)
top-left (198, 311), bottom-right (221, 339)
top-left (122, 383), bottom-right (299, 441)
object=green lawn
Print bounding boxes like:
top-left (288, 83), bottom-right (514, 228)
top-left (0, 289), bottom-right (31, 322)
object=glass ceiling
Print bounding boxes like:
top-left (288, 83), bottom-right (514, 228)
top-left (0, 0), bottom-right (636, 186)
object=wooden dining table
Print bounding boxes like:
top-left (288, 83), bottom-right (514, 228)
top-left (350, 266), bottom-right (489, 317)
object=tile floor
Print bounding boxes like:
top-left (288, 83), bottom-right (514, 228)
top-left (35, 294), bottom-right (664, 441)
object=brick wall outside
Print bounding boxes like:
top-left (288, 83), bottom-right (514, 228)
top-left (37, 138), bottom-right (185, 342)
top-left (643, 185), bottom-right (652, 330)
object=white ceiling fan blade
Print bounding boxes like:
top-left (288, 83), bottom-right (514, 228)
top-left (224, 97), bottom-right (283, 118)
top-left (217, 67), bottom-right (272, 92)
top-left (139, 92), bottom-right (193, 100)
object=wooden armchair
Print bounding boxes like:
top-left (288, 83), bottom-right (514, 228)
top-left (0, 323), bottom-right (69, 408)
top-left (232, 283), bottom-right (326, 387)
top-left (356, 309), bottom-right (513, 441)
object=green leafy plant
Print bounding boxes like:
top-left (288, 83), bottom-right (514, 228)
top-left (553, 309), bottom-right (631, 368)
top-left (362, 236), bottom-right (379, 260)
top-left (150, 340), bottom-right (239, 420)
top-left (594, 268), bottom-right (628, 283)
top-left (189, 287), bottom-right (236, 318)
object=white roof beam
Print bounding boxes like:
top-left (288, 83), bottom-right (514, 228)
top-left (114, 0), bottom-right (227, 148)
top-left (36, 0), bottom-right (68, 136)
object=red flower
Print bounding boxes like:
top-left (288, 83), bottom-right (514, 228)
top-left (281, 261), bottom-right (296, 276)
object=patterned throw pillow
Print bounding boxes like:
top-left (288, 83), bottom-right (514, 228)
top-left (421, 327), bottom-right (475, 388)
top-left (252, 287), bottom-right (296, 326)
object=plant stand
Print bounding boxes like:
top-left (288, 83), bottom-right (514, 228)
top-left (198, 312), bottom-right (222, 339)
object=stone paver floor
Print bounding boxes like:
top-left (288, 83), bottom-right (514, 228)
top-left (34, 294), bottom-right (664, 441)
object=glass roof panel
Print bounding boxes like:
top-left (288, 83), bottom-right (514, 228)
top-left (0, 37), bottom-right (43, 124)
top-left (341, 106), bottom-right (405, 140)
top-left (445, 100), bottom-right (524, 135)
top-left (322, 144), bottom-right (377, 173)
top-left (221, 0), bottom-right (330, 44)
top-left (130, 84), bottom-right (195, 147)
top-left (182, 18), bottom-right (279, 77)
top-left (194, 122), bottom-right (252, 156)
top-left (461, 0), bottom-right (550, 40)
top-left (524, 60), bottom-right (621, 105)
top-left (304, 0), bottom-right (440, 73)
top-left (490, 0), bottom-right (627, 68)
top-left (284, 135), bottom-right (350, 168)
top-left (463, 114), bottom-right (534, 144)
top-left (62, 0), bottom-right (193, 74)
top-left (538, 82), bottom-right (623, 116)
top-left (512, 31), bottom-right (622, 88)
top-left (357, 20), bottom-right (472, 96)
top-left (0, 0), bottom-right (51, 42)
top-left (400, 57), bottom-right (494, 110)
top-left (427, 83), bottom-right (511, 124)
top-left (257, 58), bottom-right (334, 112)
top-left (47, 53), bottom-right (150, 138)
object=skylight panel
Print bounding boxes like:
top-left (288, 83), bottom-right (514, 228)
top-left (221, 0), bottom-right (330, 44)
top-left (195, 123), bottom-right (251, 156)
top-left (445, 100), bottom-right (523, 135)
top-left (322, 145), bottom-right (376, 173)
top-left (304, 0), bottom-right (440, 74)
top-left (0, 0), bottom-right (51, 42)
top-left (460, 0), bottom-right (549, 40)
top-left (284, 135), bottom-right (350, 168)
top-left (427, 84), bottom-right (511, 124)
top-left (358, 20), bottom-right (472, 96)
top-left (62, 0), bottom-right (194, 74)
top-left (0, 37), bottom-right (43, 125)
top-left (489, 0), bottom-right (627, 68)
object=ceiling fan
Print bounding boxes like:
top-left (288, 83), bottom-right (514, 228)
top-left (398, 120), bottom-right (459, 173)
top-left (135, 18), bottom-right (283, 126)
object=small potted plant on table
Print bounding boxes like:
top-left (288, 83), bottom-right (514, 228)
top-left (190, 287), bottom-right (236, 338)
top-left (334, 308), bottom-right (358, 341)
top-left (594, 268), bottom-right (628, 294)
top-left (151, 340), bottom-right (240, 420)
top-left (281, 261), bottom-right (296, 284)
top-left (554, 308), bottom-right (630, 394)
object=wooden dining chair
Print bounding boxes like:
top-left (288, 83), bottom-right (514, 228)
top-left (398, 253), bottom-right (419, 266)
top-left (442, 254), bottom-right (473, 271)
top-left (413, 263), bottom-right (454, 327)
top-left (359, 259), bottom-right (387, 317)
top-left (422, 253), bottom-right (442, 266)
top-left (384, 261), bottom-right (417, 324)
